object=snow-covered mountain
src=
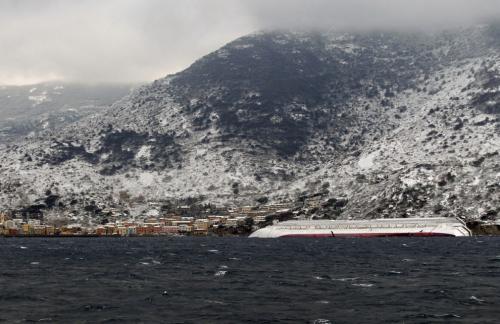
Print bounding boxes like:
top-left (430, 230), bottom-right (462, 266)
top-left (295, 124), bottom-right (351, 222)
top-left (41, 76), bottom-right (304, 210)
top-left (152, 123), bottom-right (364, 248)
top-left (0, 83), bottom-right (135, 143)
top-left (0, 25), bottom-right (498, 223)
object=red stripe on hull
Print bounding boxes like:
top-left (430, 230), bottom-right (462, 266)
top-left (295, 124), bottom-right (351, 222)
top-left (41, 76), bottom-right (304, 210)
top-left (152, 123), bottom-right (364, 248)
top-left (280, 232), bottom-right (455, 238)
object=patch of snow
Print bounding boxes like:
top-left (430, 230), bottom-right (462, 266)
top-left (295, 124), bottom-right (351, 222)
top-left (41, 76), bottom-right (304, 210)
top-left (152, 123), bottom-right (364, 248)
top-left (270, 115), bottom-right (283, 124)
top-left (233, 44), bottom-right (254, 49)
top-left (135, 145), bottom-right (151, 160)
top-left (401, 177), bottom-right (419, 188)
top-left (28, 91), bottom-right (50, 106)
top-left (216, 49), bottom-right (230, 58)
top-left (358, 151), bottom-right (377, 169)
top-left (139, 172), bottom-right (155, 186)
top-left (145, 209), bottom-right (159, 217)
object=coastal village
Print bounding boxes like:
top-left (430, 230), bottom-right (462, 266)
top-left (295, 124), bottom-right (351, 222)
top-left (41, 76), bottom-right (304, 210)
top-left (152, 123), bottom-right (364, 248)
top-left (0, 203), bottom-right (296, 237)
top-left (1, 194), bottom-right (498, 237)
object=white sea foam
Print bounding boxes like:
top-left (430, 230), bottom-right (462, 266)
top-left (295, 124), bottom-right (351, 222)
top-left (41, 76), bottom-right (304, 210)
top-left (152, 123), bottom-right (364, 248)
top-left (332, 277), bottom-right (359, 282)
top-left (214, 270), bottom-right (227, 277)
top-left (352, 283), bottom-right (374, 288)
top-left (313, 319), bottom-right (332, 324)
top-left (469, 296), bottom-right (485, 303)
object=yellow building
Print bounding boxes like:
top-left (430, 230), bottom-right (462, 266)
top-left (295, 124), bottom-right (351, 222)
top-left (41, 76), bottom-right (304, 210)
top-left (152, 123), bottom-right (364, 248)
top-left (33, 225), bottom-right (46, 235)
top-left (45, 226), bottom-right (55, 236)
top-left (22, 223), bottom-right (31, 235)
top-left (194, 219), bottom-right (209, 231)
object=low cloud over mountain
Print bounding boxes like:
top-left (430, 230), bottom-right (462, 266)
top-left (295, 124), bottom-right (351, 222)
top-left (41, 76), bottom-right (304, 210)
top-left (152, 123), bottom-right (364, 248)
top-left (1, 0), bottom-right (499, 84)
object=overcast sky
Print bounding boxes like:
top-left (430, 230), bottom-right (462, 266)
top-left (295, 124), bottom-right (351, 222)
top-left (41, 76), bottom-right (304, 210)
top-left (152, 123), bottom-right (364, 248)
top-left (1, 0), bottom-right (499, 85)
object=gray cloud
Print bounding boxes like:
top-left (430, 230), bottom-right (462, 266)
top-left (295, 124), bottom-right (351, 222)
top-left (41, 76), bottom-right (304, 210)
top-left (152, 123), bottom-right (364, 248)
top-left (244, 0), bottom-right (500, 31)
top-left (1, 0), bottom-right (499, 85)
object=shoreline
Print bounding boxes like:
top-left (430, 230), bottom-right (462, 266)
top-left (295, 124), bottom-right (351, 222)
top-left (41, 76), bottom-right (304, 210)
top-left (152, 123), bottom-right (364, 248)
top-left (2, 222), bottom-right (499, 238)
top-left (3, 234), bottom-right (500, 238)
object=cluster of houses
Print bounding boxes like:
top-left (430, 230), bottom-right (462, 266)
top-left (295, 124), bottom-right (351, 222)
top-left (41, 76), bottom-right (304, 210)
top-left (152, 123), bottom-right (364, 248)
top-left (0, 203), bottom-right (293, 237)
top-left (94, 215), bottom-right (247, 236)
top-left (1, 215), bottom-right (57, 236)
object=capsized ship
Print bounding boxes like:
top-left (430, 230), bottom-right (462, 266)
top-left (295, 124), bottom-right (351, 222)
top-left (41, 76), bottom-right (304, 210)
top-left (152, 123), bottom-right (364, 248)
top-left (249, 217), bottom-right (472, 238)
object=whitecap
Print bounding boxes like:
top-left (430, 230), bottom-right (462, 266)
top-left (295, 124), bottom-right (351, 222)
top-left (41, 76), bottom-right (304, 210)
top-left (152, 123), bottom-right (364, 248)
top-left (313, 319), bottom-right (332, 324)
top-left (219, 265), bottom-right (228, 269)
top-left (152, 260), bottom-right (162, 265)
top-left (433, 314), bottom-right (461, 318)
top-left (20, 246), bottom-right (28, 249)
top-left (30, 262), bottom-right (40, 265)
top-left (205, 299), bottom-right (226, 305)
top-left (469, 296), bottom-right (485, 303)
top-left (315, 300), bottom-right (330, 304)
top-left (139, 262), bottom-right (150, 265)
top-left (208, 249), bottom-right (219, 253)
top-left (332, 277), bottom-right (359, 282)
top-left (214, 270), bottom-right (227, 277)
top-left (352, 283), bottom-right (374, 288)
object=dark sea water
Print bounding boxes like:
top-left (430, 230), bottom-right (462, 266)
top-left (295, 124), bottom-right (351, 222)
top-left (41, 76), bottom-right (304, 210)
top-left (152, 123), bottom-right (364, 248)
top-left (0, 237), bottom-right (499, 324)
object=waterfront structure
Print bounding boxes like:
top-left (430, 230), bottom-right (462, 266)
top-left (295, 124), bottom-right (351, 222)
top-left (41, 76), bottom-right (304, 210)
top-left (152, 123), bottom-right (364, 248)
top-left (249, 217), bottom-right (472, 238)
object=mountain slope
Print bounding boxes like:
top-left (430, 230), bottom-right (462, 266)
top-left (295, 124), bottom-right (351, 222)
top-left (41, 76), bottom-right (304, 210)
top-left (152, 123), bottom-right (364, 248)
top-left (0, 26), bottom-right (498, 223)
top-left (0, 83), bottom-right (135, 144)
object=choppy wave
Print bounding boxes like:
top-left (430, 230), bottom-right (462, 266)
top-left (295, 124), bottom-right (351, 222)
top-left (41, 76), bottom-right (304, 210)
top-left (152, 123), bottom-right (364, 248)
top-left (0, 236), bottom-right (499, 323)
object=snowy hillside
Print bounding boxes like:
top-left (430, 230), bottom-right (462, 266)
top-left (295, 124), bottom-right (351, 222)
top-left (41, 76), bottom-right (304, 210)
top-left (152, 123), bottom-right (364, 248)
top-left (0, 25), bottom-right (498, 223)
top-left (0, 83), bottom-right (135, 144)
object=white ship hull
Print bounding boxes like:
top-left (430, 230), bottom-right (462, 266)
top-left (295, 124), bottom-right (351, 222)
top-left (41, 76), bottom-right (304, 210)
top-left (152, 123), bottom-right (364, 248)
top-left (249, 217), bottom-right (472, 238)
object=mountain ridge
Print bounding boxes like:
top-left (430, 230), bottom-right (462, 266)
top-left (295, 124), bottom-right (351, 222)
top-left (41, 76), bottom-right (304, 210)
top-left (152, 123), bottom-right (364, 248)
top-left (0, 82), bottom-right (136, 145)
